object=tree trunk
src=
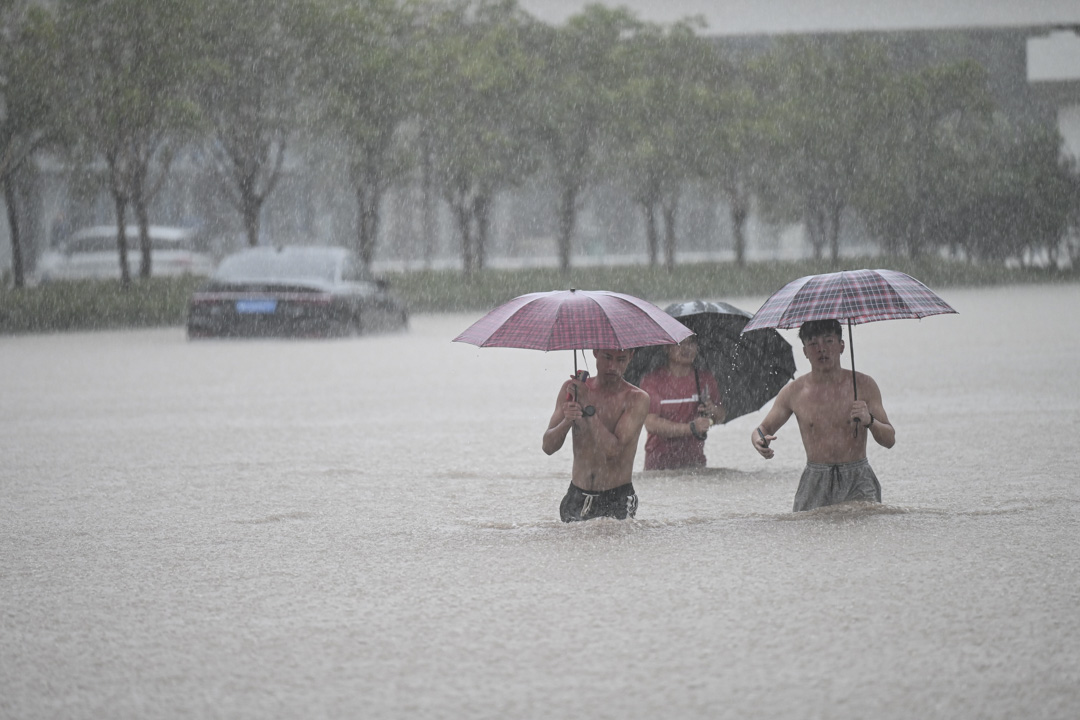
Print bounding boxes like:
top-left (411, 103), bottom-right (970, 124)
top-left (828, 200), bottom-right (843, 263)
top-left (114, 196), bottom-right (131, 286)
top-left (642, 201), bottom-right (659, 266)
top-left (451, 189), bottom-right (475, 277)
top-left (357, 183), bottom-right (382, 269)
top-left (806, 203), bottom-right (826, 260)
top-left (730, 190), bottom-right (748, 267)
top-left (134, 196), bottom-right (153, 279)
top-left (421, 136), bottom-right (436, 268)
top-left (474, 193), bottom-right (490, 272)
top-left (242, 187), bottom-right (260, 247)
top-left (557, 183), bottom-right (577, 273)
top-left (662, 201), bottom-right (677, 269)
top-left (3, 175), bottom-right (25, 289)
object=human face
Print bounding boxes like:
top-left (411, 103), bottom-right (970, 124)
top-left (592, 348), bottom-right (634, 383)
top-left (802, 332), bottom-right (843, 367)
top-left (668, 337), bottom-right (698, 366)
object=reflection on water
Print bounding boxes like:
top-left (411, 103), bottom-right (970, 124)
top-left (1, 285), bottom-right (1078, 719)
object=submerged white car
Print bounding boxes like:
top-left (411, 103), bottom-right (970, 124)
top-left (37, 225), bottom-right (216, 282)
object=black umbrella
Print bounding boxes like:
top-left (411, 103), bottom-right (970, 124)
top-left (625, 300), bottom-right (796, 424)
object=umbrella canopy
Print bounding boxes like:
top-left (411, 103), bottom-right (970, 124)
top-left (742, 269), bottom-right (957, 434)
top-left (742, 269), bottom-right (957, 332)
top-left (453, 288), bottom-right (693, 352)
top-left (624, 300), bottom-right (797, 423)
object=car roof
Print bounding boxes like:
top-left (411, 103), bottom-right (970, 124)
top-left (226, 245), bottom-right (351, 260)
top-left (67, 225), bottom-right (195, 242)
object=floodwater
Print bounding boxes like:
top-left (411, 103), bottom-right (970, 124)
top-left (1, 284), bottom-right (1078, 720)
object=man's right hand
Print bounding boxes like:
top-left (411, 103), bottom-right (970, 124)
top-left (753, 427), bottom-right (775, 459)
top-left (562, 400), bottom-right (584, 424)
top-left (690, 416), bottom-right (711, 438)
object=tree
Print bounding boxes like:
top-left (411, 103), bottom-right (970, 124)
top-left (1, 0), bottom-right (64, 288)
top-left (532, 4), bottom-right (639, 272)
top-left (195, 0), bottom-right (310, 249)
top-left (692, 49), bottom-right (768, 266)
top-left (414, 0), bottom-right (542, 276)
top-left (854, 59), bottom-right (995, 260)
top-left (754, 35), bottom-right (895, 262)
top-left (302, 0), bottom-right (413, 267)
top-left (955, 122), bottom-right (1076, 267)
top-left (61, 0), bottom-right (200, 284)
top-left (609, 19), bottom-right (713, 268)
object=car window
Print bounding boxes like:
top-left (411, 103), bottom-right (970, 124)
top-left (216, 251), bottom-right (339, 282)
top-left (65, 233), bottom-right (190, 254)
top-left (66, 236), bottom-right (116, 254)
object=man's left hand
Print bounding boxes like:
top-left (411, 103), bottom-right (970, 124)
top-left (851, 400), bottom-right (871, 426)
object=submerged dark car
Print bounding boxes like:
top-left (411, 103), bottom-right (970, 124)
top-left (187, 245), bottom-right (408, 338)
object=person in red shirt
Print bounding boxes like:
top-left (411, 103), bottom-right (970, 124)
top-left (638, 336), bottom-right (725, 470)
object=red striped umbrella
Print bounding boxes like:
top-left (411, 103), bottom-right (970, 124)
top-left (454, 288), bottom-right (693, 372)
top-left (742, 269), bottom-right (956, 331)
top-left (742, 269), bottom-right (957, 433)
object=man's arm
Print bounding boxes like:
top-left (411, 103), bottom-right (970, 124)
top-left (645, 412), bottom-right (710, 439)
top-left (583, 389), bottom-right (650, 460)
top-left (752, 383), bottom-right (795, 459)
top-left (852, 375), bottom-right (895, 449)
top-left (542, 380), bottom-right (581, 455)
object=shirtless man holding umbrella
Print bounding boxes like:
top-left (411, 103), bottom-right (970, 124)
top-left (752, 319), bottom-right (896, 512)
top-left (543, 348), bottom-right (650, 522)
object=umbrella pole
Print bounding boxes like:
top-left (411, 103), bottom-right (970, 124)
top-left (573, 351), bottom-right (578, 402)
top-left (847, 319), bottom-right (857, 399)
top-left (848, 319), bottom-right (860, 437)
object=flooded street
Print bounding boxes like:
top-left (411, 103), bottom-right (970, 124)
top-left (2, 284), bottom-right (1078, 719)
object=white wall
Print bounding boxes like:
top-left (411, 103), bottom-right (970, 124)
top-left (521, 1), bottom-right (1080, 35)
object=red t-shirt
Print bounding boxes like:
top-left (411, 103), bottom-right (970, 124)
top-left (639, 367), bottom-right (721, 471)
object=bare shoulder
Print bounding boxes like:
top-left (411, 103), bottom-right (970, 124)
top-left (853, 371), bottom-right (882, 395)
top-left (624, 381), bottom-right (649, 403)
top-left (777, 374), bottom-right (805, 401)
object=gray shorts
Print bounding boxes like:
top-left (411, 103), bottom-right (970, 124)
top-left (793, 458), bottom-right (881, 512)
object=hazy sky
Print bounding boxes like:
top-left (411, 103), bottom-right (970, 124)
top-left (518, 0), bottom-right (1080, 35)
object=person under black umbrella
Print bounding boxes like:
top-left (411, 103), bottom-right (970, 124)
top-left (638, 335), bottom-right (725, 471)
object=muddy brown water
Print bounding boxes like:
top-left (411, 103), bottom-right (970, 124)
top-left (2, 284), bottom-right (1078, 719)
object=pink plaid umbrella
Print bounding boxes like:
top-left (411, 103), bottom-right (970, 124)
top-left (742, 269), bottom-right (957, 434)
top-left (454, 288), bottom-right (693, 374)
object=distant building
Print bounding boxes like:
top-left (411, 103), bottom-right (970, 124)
top-left (1027, 28), bottom-right (1080, 159)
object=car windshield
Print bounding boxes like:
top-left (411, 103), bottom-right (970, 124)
top-left (215, 251), bottom-right (339, 283)
top-left (64, 235), bottom-right (190, 254)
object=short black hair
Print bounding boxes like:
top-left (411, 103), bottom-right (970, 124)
top-left (798, 319), bottom-right (843, 343)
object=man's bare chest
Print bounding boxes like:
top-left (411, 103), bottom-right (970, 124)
top-left (793, 384), bottom-right (851, 429)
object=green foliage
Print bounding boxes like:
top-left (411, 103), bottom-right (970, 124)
top-left (0, 276), bottom-right (204, 333)
top-left (752, 35), bottom-right (896, 259)
top-left (380, 257), bottom-right (1077, 313)
top-left (299, 0), bottom-right (415, 266)
top-left (413, 0), bottom-right (545, 274)
top-left (58, 0), bottom-right (204, 283)
top-left (533, 4), bottom-right (640, 270)
top-left (4, 2), bottom-right (1078, 286)
top-left (4, 260), bottom-right (1072, 334)
top-left (192, 0), bottom-right (311, 249)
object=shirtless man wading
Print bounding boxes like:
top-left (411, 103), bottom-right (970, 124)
top-left (752, 319), bottom-right (896, 512)
top-left (543, 348), bottom-right (650, 522)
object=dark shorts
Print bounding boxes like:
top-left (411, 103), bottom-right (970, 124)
top-left (793, 458), bottom-right (881, 512)
top-left (560, 482), bottom-right (638, 522)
